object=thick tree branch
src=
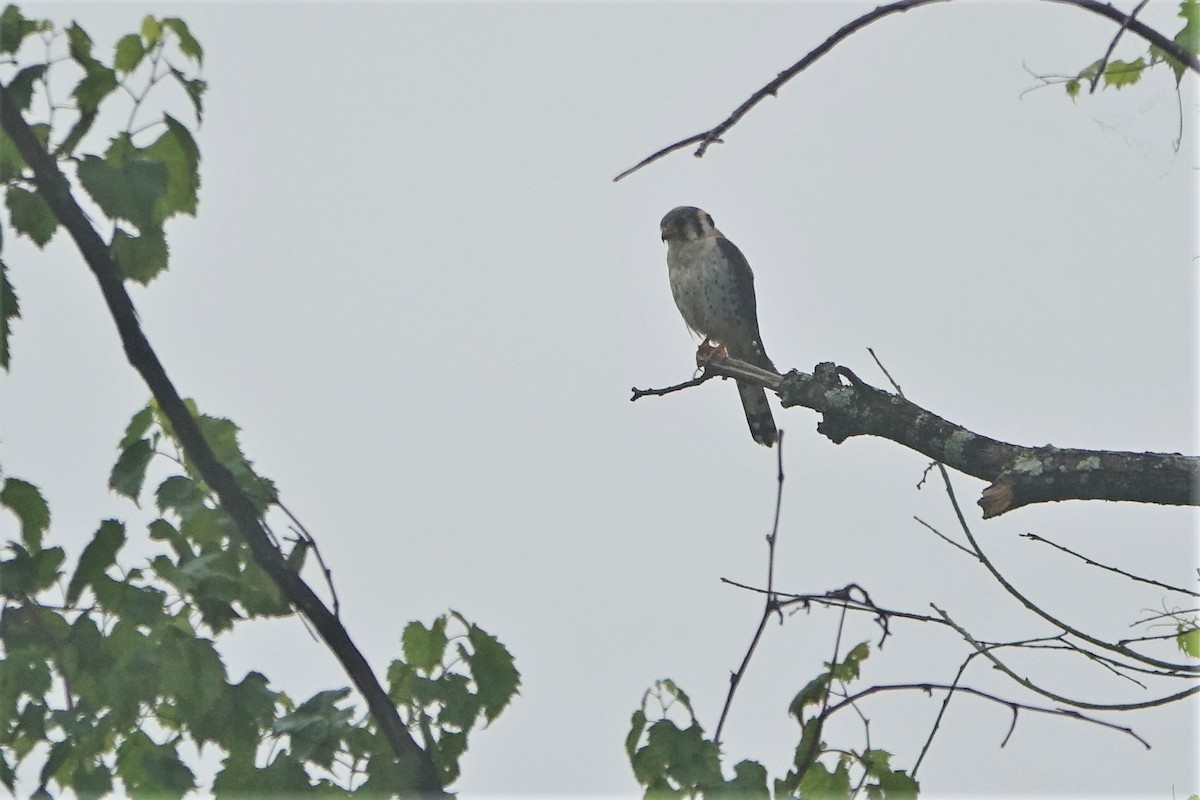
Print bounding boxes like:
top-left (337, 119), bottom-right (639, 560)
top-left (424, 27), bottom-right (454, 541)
top-left (0, 86), bottom-right (443, 795)
top-left (614, 0), bottom-right (1200, 181)
top-left (644, 356), bottom-right (1199, 518)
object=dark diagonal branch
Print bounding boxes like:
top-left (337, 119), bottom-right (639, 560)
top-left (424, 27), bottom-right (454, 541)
top-left (613, 0), bottom-right (1199, 181)
top-left (0, 85), bottom-right (443, 795)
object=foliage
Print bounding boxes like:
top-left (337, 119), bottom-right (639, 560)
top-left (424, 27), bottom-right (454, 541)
top-left (0, 3), bottom-right (205, 370)
top-left (627, 646), bottom-right (919, 800)
top-left (1, 399), bottom-right (518, 796)
top-left (1064, 0), bottom-right (1198, 96)
top-left (0, 6), bottom-right (519, 795)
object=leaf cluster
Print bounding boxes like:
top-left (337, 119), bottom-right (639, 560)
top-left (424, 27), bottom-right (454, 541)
top-left (626, 648), bottom-right (918, 800)
top-left (1, 397), bottom-right (519, 797)
top-left (1, 5), bottom-right (207, 370)
top-left (387, 613), bottom-right (522, 786)
top-left (1065, 0), bottom-right (1198, 96)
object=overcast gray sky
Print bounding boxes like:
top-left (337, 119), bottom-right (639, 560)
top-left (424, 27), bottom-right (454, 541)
top-left (2, 1), bottom-right (1197, 797)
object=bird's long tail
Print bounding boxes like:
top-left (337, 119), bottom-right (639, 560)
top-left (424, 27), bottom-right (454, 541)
top-left (737, 382), bottom-right (777, 447)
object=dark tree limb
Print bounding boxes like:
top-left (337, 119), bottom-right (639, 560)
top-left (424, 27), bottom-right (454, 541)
top-left (646, 356), bottom-right (1199, 518)
top-left (613, 0), bottom-right (1200, 181)
top-left (0, 85), bottom-right (444, 795)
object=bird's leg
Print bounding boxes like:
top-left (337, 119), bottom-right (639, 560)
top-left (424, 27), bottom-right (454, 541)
top-left (695, 338), bottom-right (729, 368)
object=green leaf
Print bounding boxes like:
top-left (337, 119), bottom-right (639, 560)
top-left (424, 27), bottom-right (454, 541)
top-left (168, 66), bottom-right (206, 123)
top-left (141, 15), bottom-right (162, 46)
top-left (428, 728), bottom-right (469, 784)
top-left (111, 226), bottom-right (169, 283)
top-left (626, 709), bottom-right (648, 760)
top-left (66, 520), bottom-right (125, 605)
top-left (861, 748), bottom-right (892, 777)
top-left (1065, 78), bottom-right (1081, 99)
top-left (76, 151), bottom-right (167, 231)
top-left (5, 187), bottom-right (58, 247)
top-left (114, 33), bottom-right (146, 72)
top-left (65, 21), bottom-right (94, 61)
top-left (725, 760), bottom-right (770, 799)
top-left (464, 621), bottom-right (520, 721)
top-left (1102, 57), bottom-right (1146, 90)
top-left (109, 437), bottom-right (154, 500)
top-left (115, 730), bottom-right (196, 796)
top-left (830, 641), bottom-right (870, 682)
top-left (0, 750), bottom-right (14, 792)
top-left (193, 671), bottom-right (278, 751)
top-left (6, 64), bottom-right (47, 112)
top-left (155, 475), bottom-right (208, 523)
top-left (72, 61), bottom-right (118, 114)
top-left (798, 758), bottom-right (852, 800)
top-left (0, 6), bottom-right (36, 55)
top-left (643, 719), bottom-right (722, 788)
top-left (789, 674), bottom-right (830, 719)
top-left (1178, 624), bottom-right (1200, 658)
top-left (0, 260), bottom-right (18, 370)
top-left (0, 546), bottom-right (64, 596)
top-left (142, 115), bottom-right (201, 220)
top-left (1162, 0), bottom-right (1200, 84)
top-left (0, 477), bottom-right (49, 550)
top-left (53, 110), bottom-right (98, 159)
top-left (793, 718), bottom-right (824, 772)
top-left (91, 575), bottom-right (166, 627)
top-left (0, 131), bottom-right (27, 182)
top-left (120, 404), bottom-right (155, 449)
top-left (874, 768), bottom-right (919, 800)
top-left (402, 617), bottom-right (448, 673)
top-left (272, 688), bottom-right (353, 769)
top-left (162, 17), bottom-right (203, 64)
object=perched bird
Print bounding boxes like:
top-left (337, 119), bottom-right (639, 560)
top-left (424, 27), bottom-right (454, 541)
top-left (660, 206), bottom-right (778, 447)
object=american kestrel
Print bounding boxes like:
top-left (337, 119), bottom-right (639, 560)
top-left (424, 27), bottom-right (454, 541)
top-left (660, 206), bottom-right (778, 447)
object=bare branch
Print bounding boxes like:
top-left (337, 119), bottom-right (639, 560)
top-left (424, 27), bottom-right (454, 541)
top-left (1021, 532), bottom-right (1199, 598)
top-left (630, 371), bottom-right (714, 401)
top-left (934, 463), bottom-right (1199, 674)
top-left (933, 604), bottom-right (1200, 709)
top-left (642, 356), bottom-right (1199, 516)
top-left (825, 681), bottom-right (1153, 750)
top-left (614, 0), bottom-right (1199, 181)
top-left (714, 431), bottom-right (787, 746)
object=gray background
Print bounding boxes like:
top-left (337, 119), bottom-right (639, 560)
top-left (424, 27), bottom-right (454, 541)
top-left (2, 1), bottom-right (1197, 797)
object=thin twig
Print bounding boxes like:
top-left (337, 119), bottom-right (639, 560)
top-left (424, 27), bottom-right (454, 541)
top-left (935, 463), bottom-right (1199, 675)
top-left (933, 604), bottom-right (1200, 710)
top-left (713, 431), bottom-right (786, 745)
top-left (914, 651), bottom-right (977, 775)
top-left (821, 682), bottom-right (1153, 750)
top-left (1021, 532), bottom-right (1199, 598)
top-left (630, 372), bottom-right (713, 401)
top-left (913, 515), bottom-right (978, 559)
top-left (279, 500), bottom-right (343, 617)
top-left (1088, 0), bottom-right (1150, 94)
top-left (613, 0), bottom-right (1199, 182)
top-left (867, 347), bottom-right (903, 397)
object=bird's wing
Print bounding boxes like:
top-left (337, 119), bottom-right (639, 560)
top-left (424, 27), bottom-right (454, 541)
top-left (715, 236), bottom-right (774, 369)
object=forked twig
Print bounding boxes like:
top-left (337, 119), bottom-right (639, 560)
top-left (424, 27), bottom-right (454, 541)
top-left (713, 431), bottom-right (786, 745)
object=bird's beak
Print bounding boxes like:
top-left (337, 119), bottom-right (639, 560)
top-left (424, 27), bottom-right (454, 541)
top-left (660, 223), bottom-right (673, 241)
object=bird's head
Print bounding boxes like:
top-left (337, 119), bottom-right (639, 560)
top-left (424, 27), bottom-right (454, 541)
top-left (660, 206), bottom-right (717, 243)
